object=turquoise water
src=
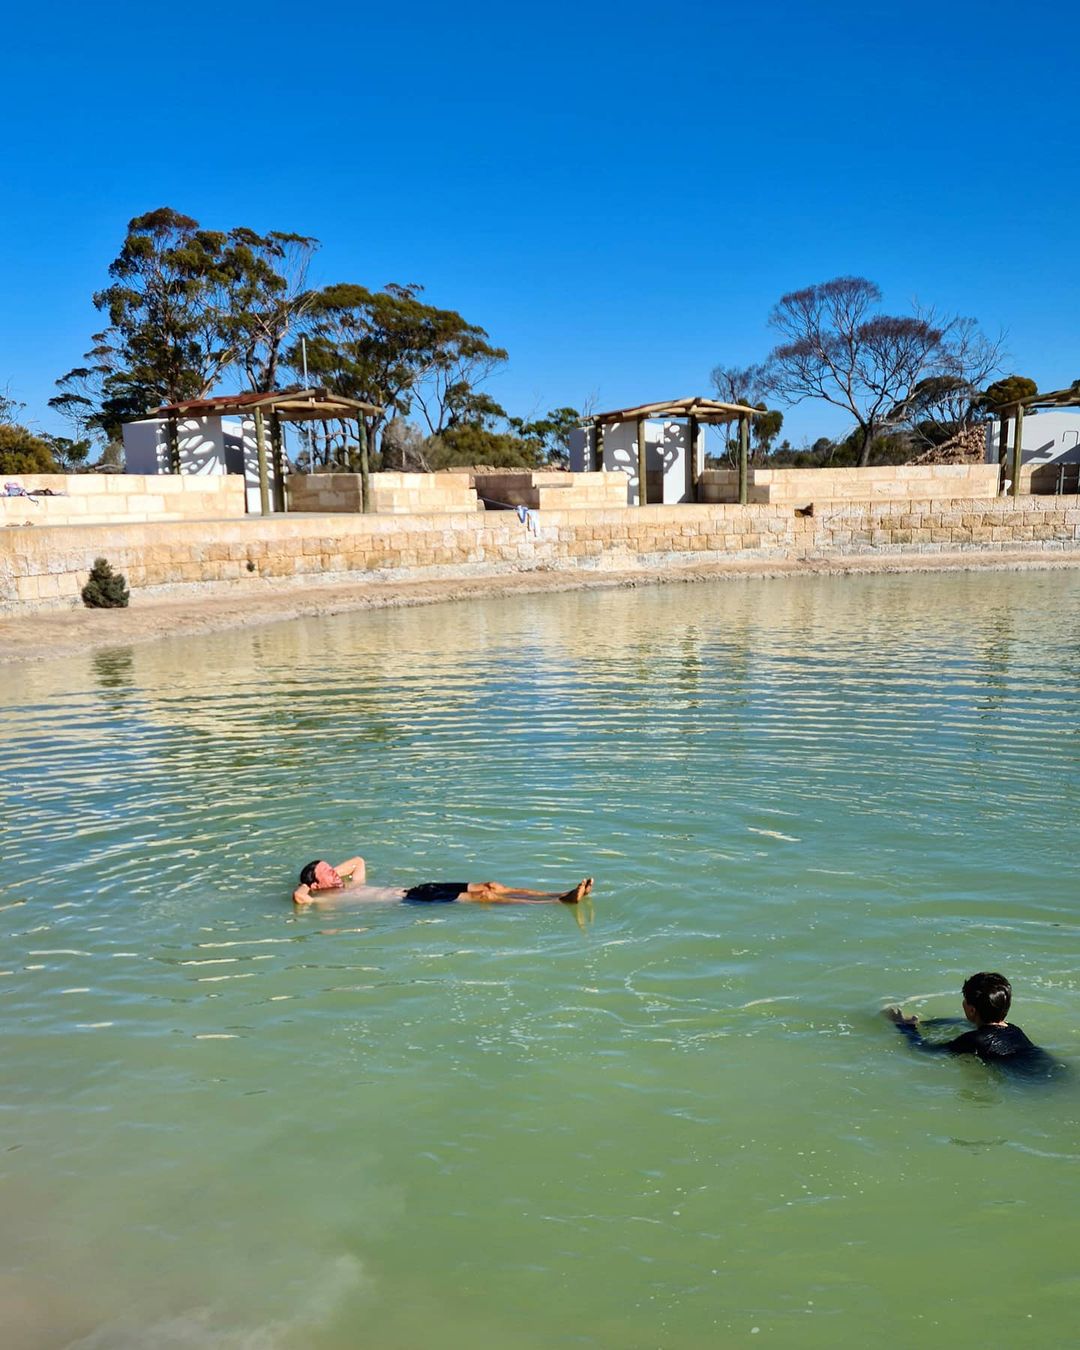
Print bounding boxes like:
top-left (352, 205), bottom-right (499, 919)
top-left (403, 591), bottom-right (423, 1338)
top-left (3, 571), bottom-right (1079, 1349)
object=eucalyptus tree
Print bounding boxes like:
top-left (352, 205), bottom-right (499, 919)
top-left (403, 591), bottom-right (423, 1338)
top-left (892, 319), bottom-right (1006, 446)
top-left (762, 277), bottom-right (994, 467)
top-left (219, 227), bottom-right (319, 392)
top-left (0, 389), bottom-right (23, 424)
top-left (51, 208), bottom-right (236, 442)
top-left (52, 209), bottom-right (320, 444)
top-left (293, 282), bottom-right (507, 463)
top-left (507, 407), bottom-right (582, 466)
top-left (43, 435), bottom-right (92, 470)
top-left (709, 365), bottom-right (783, 463)
top-left (410, 332), bottom-right (508, 437)
top-left (710, 362), bottom-right (768, 408)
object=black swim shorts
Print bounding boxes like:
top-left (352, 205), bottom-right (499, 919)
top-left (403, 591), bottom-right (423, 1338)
top-left (403, 882), bottom-right (468, 903)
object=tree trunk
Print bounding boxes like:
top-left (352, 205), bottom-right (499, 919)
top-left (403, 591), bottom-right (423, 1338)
top-left (369, 414), bottom-right (385, 466)
top-left (857, 425), bottom-right (874, 467)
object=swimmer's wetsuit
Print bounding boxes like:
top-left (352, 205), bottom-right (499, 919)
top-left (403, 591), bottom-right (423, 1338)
top-left (402, 882), bottom-right (468, 903)
top-left (895, 1021), bottom-right (1060, 1079)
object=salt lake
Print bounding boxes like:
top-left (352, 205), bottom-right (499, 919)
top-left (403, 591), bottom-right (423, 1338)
top-left (3, 570), bottom-right (1078, 1348)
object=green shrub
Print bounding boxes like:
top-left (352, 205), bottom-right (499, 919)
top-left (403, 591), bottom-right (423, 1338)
top-left (0, 423), bottom-right (57, 474)
top-left (81, 557), bottom-right (130, 609)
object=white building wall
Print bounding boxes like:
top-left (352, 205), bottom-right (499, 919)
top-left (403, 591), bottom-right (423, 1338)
top-left (122, 414), bottom-right (284, 513)
top-left (985, 411), bottom-right (1080, 467)
top-left (572, 420), bottom-right (704, 505)
top-left (567, 427), bottom-right (589, 473)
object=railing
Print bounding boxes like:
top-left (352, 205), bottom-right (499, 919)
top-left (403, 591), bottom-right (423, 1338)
top-left (1028, 462), bottom-right (1080, 495)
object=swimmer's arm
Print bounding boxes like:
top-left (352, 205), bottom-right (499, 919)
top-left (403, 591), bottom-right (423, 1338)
top-left (882, 1008), bottom-right (973, 1054)
top-left (293, 883), bottom-right (313, 906)
top-left (335, 856), bottom-right (366, 883)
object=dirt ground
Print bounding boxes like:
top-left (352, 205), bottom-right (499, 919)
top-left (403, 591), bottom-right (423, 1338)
top-left (4, 552), bottom-right (1080, 665)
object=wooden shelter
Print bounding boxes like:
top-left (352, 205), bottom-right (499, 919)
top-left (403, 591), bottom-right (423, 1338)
top-left (153, 388), bottom-right (384, 515)
top-left (996, 385), bottom-right (1080, 497)
top-left (588, 397), bottom-right (770, 504)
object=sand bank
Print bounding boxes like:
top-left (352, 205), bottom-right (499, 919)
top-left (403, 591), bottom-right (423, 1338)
top-left (4, 551), bottom-right (1080, 665)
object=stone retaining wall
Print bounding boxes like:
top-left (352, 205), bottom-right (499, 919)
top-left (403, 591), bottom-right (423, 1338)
top-left (699, 463), bottom-right (1000, 504)
top-left (811, 497), bottom-right (1080, 551)
top-left (287, 470), bottom-right (626, 513)
top-left (4, 496), bottom-right (1080, 611)
top-left (471, 470), bottom-right (628, 510)
top-left (287, 472), bottom-right (481, 514)
top-left (0, 473), bottom-right (246, 527)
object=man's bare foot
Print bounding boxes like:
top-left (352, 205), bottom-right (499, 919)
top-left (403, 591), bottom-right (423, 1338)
top-left (560, 877), bottom-right (594, 905)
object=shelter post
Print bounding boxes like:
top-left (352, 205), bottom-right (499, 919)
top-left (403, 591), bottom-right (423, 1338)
top-left (1010, 403), bottom-right (1025, 498)
top-left (253, 408), bottom-right (270, 515)
top-left (270, 413), bottom-right (286, 512)
top-left (686, 415), bottom-right (698, 501)
top-left (636, 418), bottom-right (647, 506)
top-left (166, 416), bottom-right (180, 474)
top-left (579, 399), bottom-right (770, 509)
top-left (997, 411), bottom-right (1009, 491)
top-left (145, 391), bottom-right (384, 515)
top-left (358, 416), bottom-right (371, 513)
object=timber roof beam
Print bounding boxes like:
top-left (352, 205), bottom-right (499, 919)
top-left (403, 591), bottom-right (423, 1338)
top-left (590, 396), bottom-right (768, 425)
top-left (153, 387), bottom-right (383, 420)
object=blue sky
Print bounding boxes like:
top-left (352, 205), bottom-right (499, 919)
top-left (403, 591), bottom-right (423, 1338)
top-left (3, 0), bottom-right (1078, 447)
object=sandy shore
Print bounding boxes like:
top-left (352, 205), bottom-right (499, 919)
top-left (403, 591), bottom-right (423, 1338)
top-left (4, 551), bottom-right (1080, 664)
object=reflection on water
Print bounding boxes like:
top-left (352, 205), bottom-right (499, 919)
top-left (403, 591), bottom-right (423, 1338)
top-left (2, 571), bottom-right (1079, 1349)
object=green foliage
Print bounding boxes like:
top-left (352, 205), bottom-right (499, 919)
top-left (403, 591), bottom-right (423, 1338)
top-left (0, 423), bottom-right (58, 474)
top-left (507, 407), bottom-right (581, 466)
top-left (42, 435), bottom-right (92, 471)
top-left (294, 282), bottom-right (507, 466)
top-left (425, 396), bottom-right (576, 470)
top-left (81, 557), bottom-right (130, 609)
top-left (52, 208), bottom-right (319, 444)
top-left (53, 208), bottom-right (231, 441)
top-left (447, 389), bottom-right (507, 429)
top-left (981, 374), bottom-right (1038, 411)
top-left (751, 405), bottom-right (783, 456)
top-left (765, 428), bottom-right (918, 468)
top-left (217, 227), bottom-right (318, 391)
top-left (709, 368), bottom-right (783, 464)
top-left (425, 424), bottom-right (538, 469)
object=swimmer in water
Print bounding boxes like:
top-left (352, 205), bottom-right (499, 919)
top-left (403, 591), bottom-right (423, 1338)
top-left (292, 857), bottom-right (594, 908)
top-left (883, 971), bottom-right (1062, 1079)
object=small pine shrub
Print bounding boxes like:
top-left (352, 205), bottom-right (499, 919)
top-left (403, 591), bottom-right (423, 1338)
top-left (81, 556), bottom-right (130, 609)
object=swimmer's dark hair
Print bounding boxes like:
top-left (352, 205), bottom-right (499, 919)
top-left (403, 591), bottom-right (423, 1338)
top-left (299, 860), bottom-right (325, 887)
top-left (963, 971), bottom-right (1012, 1023)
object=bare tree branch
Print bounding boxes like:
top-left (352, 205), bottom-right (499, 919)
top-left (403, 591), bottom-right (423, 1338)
top-left (761, 277), bottom-right (998, 466)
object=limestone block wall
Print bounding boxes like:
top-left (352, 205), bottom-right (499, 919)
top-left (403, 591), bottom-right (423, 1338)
top-left (287, 472), bottom-right (481, 514)
top-left (808, 496), bottom-right (1080, 553)
top-left (1025, 462), bottom-right (1080, 495)
top-left (472, 471), bottom-right (628, 510)
top-left (696, 471), bottom-right (770, 504)
top-left (699, 463), bottom-right (1001, 504)
top-left (0, 504), bottom-right (784, 608)
top-left (4, 497), bottom-right (1079, 611)
top-left (0, 473), bottom-right (247, 526)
